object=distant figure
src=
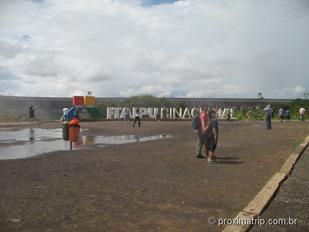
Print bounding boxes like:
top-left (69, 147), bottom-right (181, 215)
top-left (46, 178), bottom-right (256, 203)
top-left (299, 107), bottom-right (306, 121)
top-left (124, 108), bottom-right (130, 121)
top-left (278, 108), bottom-right (284, 122)
top-left (29, 105), bottom-right (35, 122)
top-left (226, 108), bottom-right (231, 121)
top-left (162, 108), bottom-right (168, 120)
top-left (133, 108), bottom-right (141, 127)
top-left (60, 107), bottom-right (69, 121)
top-left (246, 110), bottom-right (252, 121)
top-left (285, 109), bottom-right (290, 121)
top-left (264, 105), bottom-right (273, 130)
top-left (155, 112), bottom-right (160, 121)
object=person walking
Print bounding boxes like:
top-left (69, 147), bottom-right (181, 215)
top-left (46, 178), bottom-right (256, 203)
top-left (133, 108), bottom-right (141, 127)
top-left (196, 106), bottom-right (208, 159)
top-left (206, 110), bottom-right (219, 163)
top-left (299, 107), bottom-right (306, 121)
top-left (264, 105), bottom-right (273, 130)
top-left (29, 105), bottom-right (35, 122)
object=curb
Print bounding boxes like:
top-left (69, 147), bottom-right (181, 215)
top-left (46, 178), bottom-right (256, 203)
top-left (222, 135), bottom-right (309, 232)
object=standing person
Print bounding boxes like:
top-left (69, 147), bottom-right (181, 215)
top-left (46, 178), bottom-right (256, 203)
top-left (226, 108), bottom-right (231, 121)
top-left (264, 105), bottom-right (273, 130)
top-left (133, 108), bottom-right (141, 127)
top-left (206, 110), bottom-right (219, 164)
top-left (196, 105), bottom-right (208, 159)
top-left (246, 110), bottom-right (252, 121)
top-left (285, 108), bottom-right (291, 121)
top-left (299, 107), bottom-right (306, 121)
top-left (60, 107), bottom-right (69, 121)
top-left (278, 107), bottom-right (284, 122)
top-left (29, 105), bottom-right (35, 122)
top-left (124, 108), bottom-right (130, 121)
top-left (155, 111), bottom-right (160, 121)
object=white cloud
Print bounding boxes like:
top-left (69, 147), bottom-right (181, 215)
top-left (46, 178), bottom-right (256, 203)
top-left (0, 0), bottom-right (308, 98)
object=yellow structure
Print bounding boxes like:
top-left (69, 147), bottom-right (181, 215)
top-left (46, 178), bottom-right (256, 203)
top-left (84, 96), bottom-right (96, 107)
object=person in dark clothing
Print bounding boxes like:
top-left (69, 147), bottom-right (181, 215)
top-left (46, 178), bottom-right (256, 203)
top-left (29, 105), bottom-right (35, 122)
top-left (264, 105), bottom-right (273, 129)
top-left (206, 110), bottom-right (219, 163)
top-left (133, 108), bottom-right (141, 127)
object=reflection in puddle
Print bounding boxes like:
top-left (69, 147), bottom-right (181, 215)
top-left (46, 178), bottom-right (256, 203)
top-left (0, 128), bottom-right (63, 143)
top-left (81, 134), bottom-right (172, 146)
top-left (0, 128), bottom-right (172, 160)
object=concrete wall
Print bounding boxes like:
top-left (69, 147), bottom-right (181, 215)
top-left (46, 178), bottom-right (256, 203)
top-left (0, 95), bottom-right (294, 122)
top-left (0, 96), bottom-right (71, 121)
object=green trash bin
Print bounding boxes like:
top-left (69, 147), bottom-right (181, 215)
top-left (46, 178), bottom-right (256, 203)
top-left (62, 122), bottom-right (69, 141)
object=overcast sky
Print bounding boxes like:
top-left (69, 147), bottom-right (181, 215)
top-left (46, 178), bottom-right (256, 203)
top-left (0, 0), bottom-right (308, 98)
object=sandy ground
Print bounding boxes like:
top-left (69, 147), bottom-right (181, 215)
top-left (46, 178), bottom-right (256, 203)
top-left (0, 120), bottom-right (308, 232)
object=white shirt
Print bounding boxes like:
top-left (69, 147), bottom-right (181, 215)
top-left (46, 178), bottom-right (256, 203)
top-left (299, 108), bottom-right (305, 115)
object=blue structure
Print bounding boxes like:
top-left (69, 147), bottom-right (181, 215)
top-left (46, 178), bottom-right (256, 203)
top-left (64, 107), bottom-right (81, 121)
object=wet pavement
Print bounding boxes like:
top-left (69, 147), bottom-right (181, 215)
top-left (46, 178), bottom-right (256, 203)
top-left (0, 127), bottom-right (172, 160)
top-left (0, 121), bottom-right (308, 232)
top-left (251, 147), bottom-right (309, 232)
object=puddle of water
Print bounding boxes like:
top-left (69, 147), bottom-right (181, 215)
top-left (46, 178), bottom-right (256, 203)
top-left (81, 134), bottom-right (172, 146)
top-left (0, 128), bottom-right (172, 160)
top-left (0, 140), bottom-right (72, 160)
top-left (0, 128), bottom-right (63, 143)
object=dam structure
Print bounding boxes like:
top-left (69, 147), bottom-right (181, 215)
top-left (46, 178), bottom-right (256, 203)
top-left (0, 95), bottom-right (294, 122)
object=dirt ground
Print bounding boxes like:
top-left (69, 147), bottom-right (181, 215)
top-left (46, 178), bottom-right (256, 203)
top-left (0, 120), bottom-right (308, 232)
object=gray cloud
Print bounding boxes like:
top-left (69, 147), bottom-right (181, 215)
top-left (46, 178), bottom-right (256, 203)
top-left (0, 0), bottom-right (308, 98)
top-left (0, 40), bottom-right (23, 58)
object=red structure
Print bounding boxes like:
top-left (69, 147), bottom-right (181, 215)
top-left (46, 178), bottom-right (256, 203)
top-left (72, 96), bottom-right (84, 106)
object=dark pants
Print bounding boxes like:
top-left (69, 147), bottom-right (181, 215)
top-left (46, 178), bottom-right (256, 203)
top-left (196, 131), bottom-right (208, 156)
top-left (133, 116), bottom-right (141, 127)
top-left (300, 114), bottom-right (305, 121)
top-left (265, 115), bottom-right (272, 129)
top-left (207, 136), bottom-right (217, 152)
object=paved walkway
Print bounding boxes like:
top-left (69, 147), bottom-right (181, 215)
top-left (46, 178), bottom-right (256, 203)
top-left (251, 147), bottom-right (309, 231)
top-left (0, 121), bottom-right (308, 232)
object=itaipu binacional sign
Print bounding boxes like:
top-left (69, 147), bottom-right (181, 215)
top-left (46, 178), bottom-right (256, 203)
top-left (106, 107), bottom-right (234, 120)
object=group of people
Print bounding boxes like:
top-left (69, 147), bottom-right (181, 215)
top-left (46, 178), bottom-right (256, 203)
top-left (195, 106), bottom-right (219, 164)
top-left (263, 105), bottom-right (306, 130)
top-left (278, 107), bottom-right (291, 122)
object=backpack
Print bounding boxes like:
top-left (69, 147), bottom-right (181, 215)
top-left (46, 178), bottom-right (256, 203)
top-left (192, 115), bottom-right (201, 130)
